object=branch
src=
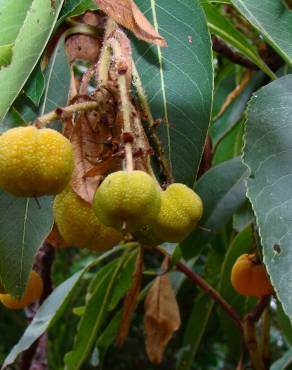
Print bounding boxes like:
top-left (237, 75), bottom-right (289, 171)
top-left (35, 101), bottom-right (99, 128)
top-left (212, 35), bottom-right (258, 70)
top-left (249, 295), bottom-right (270, 322)
top-left (154, 246), bottom-right (243, 332)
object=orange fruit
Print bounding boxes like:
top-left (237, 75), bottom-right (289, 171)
top-left (0, 271), bottom-right (43, 309)
top-left (231, 254), bottom-right (273, 297)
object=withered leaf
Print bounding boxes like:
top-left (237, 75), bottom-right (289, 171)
top-left (144, 259), bottom-right (181, 364)
top-left (95, 0), bottom-right (167, 47)
top-left (116, 248), bottom-right (144, 346)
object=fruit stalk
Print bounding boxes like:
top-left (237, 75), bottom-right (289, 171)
top-left (108, 37), bottom-right (134, 172)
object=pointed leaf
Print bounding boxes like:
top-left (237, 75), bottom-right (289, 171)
top-left (231, 0), bottom-right (292, 66)
top-left (243, 74), bottom-right (292, 320)
top-left (132, 0), bottom-right (213, 186)
top-left (0, 192), bottom-right (53, 297)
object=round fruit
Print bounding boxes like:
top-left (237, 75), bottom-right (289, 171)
top-left (231, 254), bottom-right (273, 297)
top-left (53, 187), bottom-right (123, 251)
top-left (0, 126), bottom-right (73, 197)
top-left (151, 183), bottom-right (203, 243)
top-left (0, 271), bottom-right (43, 309)
top-left (93, 170), bottom-right (161, 232)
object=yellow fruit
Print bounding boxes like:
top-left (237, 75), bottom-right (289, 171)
top-left (231, 254), bottom-right (273, 297)
top-left (0, 271), bottom-right (43, 309)
top-left (93, 170), bottom-right (161, 232)
top-left (53, 187), bottom-right (123, 251)
top-left (152, 183), bottom-right (203, 243)
top-left (0, 126), bottom-right (73, 197)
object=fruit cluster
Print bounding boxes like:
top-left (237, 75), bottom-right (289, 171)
top-left (0, 125), bottom-right (203, 308)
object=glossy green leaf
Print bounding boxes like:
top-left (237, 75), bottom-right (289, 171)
top-left (65, 252), bottom-right (133, 370)
top-left (243, 74), bottom-right (292, 320)
top-left (181, 157), bottom-right (248, 259)
top-left (58, 0), bottom-right (98, 24)
top-left (233, 200), bottom-right (254, 232)
top-left (1, 269), bottom-right (84, 369)
top-left (202, 3), bottom-right (276, 79)
top-left (132, 0), bottom-right (213, 186)
top-left (0, 1), bottom-right (33, 45)
top-left (0, 0), bottom-right (64, 121)
top-left (270, 349), bottom-right (292, 370)
top-left (0, 192), bottom-right (53, 297)
top-left (0, 44), bottom-right (13, 68)
top-left (231, 0), bottom-right (292, 66)
top-left (24, 65), bottom-right (45, 106)
top-left (277, 300), bottom-right (292, 346)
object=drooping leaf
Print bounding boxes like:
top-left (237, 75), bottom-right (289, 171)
top-left (0, 44), bottom-right (13, 69)
top-left (0, 192), bottom-right (53, 297)
top-left (202, 2), bottom-right (275, 79)
top-left (132, 0), bottom-right (213, 186)
top-left (243, 74), bottom-right (292, 320)
top-left (1, 269), bottom-right (84, 369)
top-left (144, 260), bottom-right (181, 364)
top-left (95, 0), bottom-right (166, 47)
top-left (0, 0), bottom-right (65, 121)
top-left (116, 248), bottom-right (143, 345)
top-left (181, 157), bottom-right (248, 259)
top-left (231, 0), bottom-right (292, 66)
top-left (65, 252), bottom-right (132, 370)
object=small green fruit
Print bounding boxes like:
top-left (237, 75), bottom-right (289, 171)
top-left (152, 183), bottom-right (203, 243)
top-left (93, 170), bottom-right (161, 232)
top-left (0, 126), bottom-right (73, 197)
top-left (53, 187), bottom-right (123, 251)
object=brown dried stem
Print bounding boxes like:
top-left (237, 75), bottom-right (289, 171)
top-left (243, 314), bottom-right (265, 370)
top-left (35, 101), bottom-right (99, 128)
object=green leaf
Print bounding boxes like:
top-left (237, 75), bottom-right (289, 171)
top-left (0, 192), bottom-right (53, 297)
top-left (1, 269), bottom-right (84, 369)
top-left (24, 65), bottom-right (45, 106)
top-left (132, 0), bottom-right (213, 187)
top-left (0, 1), bottom-right (33, 45)
top-left (65, 252), bottom-right (132, 370)
top-left (181, 157), bottom-right (248, 259)
top-left (0, 44), bottom-right (13, 68)
top-left (58, 0), bottom-right (98, 25)
top-left (270, 349), bottom-right (292, 370)
top-left (176, 293), bottom-right (214, 370)
top-left (233, 201), bottom-right (254, 232)
top-left (0, 0), bottom-right (65, 121)
top-left (243, 74), bottom-right (292, 320)
top-left (39, 38), bottom-right (70, 116)
top-left (231, 0), bottom-right (292, 66)
top-left (202, 3), bottom-right (276, 79)
top-left (277, 300), bottom-right (292, 346)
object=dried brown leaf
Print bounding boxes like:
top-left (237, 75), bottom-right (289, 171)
top-left (144, 259), bottom-right (181, 364)
top-left (117, 248), bottom-right (144, 346)
top-left (65, 34), bottom-right (102, 64)
top-left (95, 0), bottom-right (167, 47)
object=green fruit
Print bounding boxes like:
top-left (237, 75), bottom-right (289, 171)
top-left (0, 126), bottom-right (73, 197)
top-left (93, 170), bottom-right (161, 232)
top-left (53, 187), bottom-right (123, 251)
top-left (152, 183), bottom-right (203, 243)
top-left (134, 224), bottom-right (163, 248)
